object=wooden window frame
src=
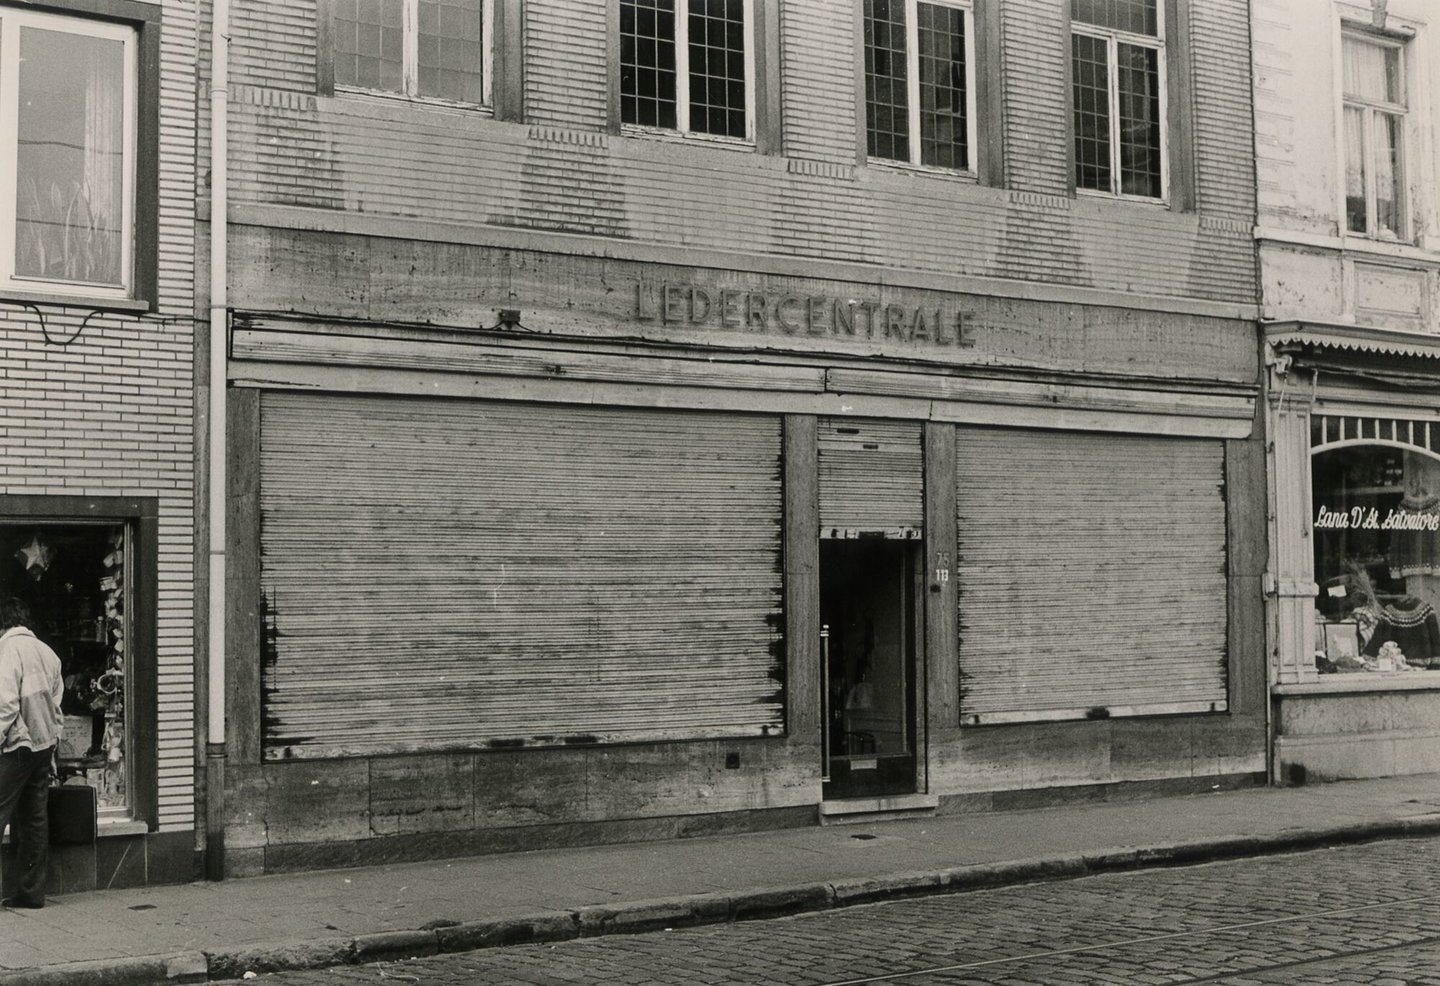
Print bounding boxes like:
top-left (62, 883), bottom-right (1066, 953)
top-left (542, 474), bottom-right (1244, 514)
top-left (1069, 5), bottom-right (1168, 203)
top-left (862, 0), bottom-right (979, 174)
top-left (0, 495), bottom-right (159, 831)
top-left (1340, 26), bottom-right (1410, 242)
top-left (318, 0), bottom-right (524, 120)
top-left (609, 0), bottom-right (780, 153)
top-left (0, 0), bottom-right (159, 310)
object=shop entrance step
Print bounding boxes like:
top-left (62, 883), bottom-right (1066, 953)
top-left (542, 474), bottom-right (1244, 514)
top-left (818, 793), bottom-right (940, 825)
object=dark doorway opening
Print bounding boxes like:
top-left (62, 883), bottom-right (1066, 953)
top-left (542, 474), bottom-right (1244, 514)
top-left (820, 539), bottom-right (919, 800)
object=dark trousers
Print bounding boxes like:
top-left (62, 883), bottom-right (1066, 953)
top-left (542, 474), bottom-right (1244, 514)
top-left (0, 746), bottom-right (53, 906)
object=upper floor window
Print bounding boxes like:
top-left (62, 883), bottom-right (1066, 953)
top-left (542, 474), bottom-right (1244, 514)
top-left (864, 0), bottom-right (975, 171)
top-left (332, 0), bottom-right (492, 105)
top-left (0, 7), bottom-right (136, 298)
top-left (619, 0), bottom-right (753, 140)
top-left (1071, 0), bottom-right (1165, 199)
top-left (1342, 30), bottom-right (1407, 240)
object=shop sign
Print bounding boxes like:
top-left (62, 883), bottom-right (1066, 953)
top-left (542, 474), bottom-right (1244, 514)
top-left (634, 282), bottom-right (976, 349)
top-left (1314, 505), bottom-right (1440, 531)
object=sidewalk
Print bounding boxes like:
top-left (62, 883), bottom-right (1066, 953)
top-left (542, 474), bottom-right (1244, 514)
top-left (4, 775), bottom-right (1440, 986)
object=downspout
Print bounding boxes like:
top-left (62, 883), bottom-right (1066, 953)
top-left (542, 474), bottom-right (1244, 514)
top-left (205, 0), bottom-right (230, 882)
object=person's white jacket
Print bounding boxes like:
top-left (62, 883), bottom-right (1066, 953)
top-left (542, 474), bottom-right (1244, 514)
top-left (0, 627), bottom-right (64, 754)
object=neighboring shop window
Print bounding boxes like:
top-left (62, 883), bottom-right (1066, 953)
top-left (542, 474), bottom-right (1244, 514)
top-left (1342, 29), bottom-right (1407, 240)
top-left (0, 6), bottom-right (137, 297)
top-left (619, 0), bottom-right (753, 139)
top-left (1313, 443), bottom-right (1440, 674)
top-left (1070, 0), bottom-right (1165, 199)
top-left (863, 0), bottom-right (976, 171)
top-left (0, 523), bottom-right (132, 812)
top-left (332, 0), bottom-right (493, 105)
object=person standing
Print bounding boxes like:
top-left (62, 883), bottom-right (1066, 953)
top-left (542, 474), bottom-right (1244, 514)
top-left (0, 597), bottom-right (64, 909)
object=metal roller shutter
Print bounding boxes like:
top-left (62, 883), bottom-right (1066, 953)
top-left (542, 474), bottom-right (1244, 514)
top-left (258, 392), bottom-right (784, 760)
top-left (955, 427), bottom-right (1228, 724)
top-left (818, 418), bottom-right (924, 538)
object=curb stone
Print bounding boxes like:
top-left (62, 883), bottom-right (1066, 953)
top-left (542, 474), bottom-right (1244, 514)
top-left (0, 952), bottom-right (208, 986)
top-left (8, 816), bottom-right (1440, 986)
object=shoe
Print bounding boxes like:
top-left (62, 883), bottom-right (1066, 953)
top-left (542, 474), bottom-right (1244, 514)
top-left (1, 897), bottom-right (42, 909)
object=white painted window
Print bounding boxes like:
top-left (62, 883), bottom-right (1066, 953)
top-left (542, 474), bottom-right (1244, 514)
top-left (333, 0), bottom-right (494, 106)
top-left (1342, 30), bottom-right (1407, 240)
top-left (0, 8), bottom-right (136, 297)
top-left (864, 0), bottom-right (977, 172)
top-left (619, 0), bottom-right (755, 140)
top-left (1071, 0), bottom-right (1166, 200)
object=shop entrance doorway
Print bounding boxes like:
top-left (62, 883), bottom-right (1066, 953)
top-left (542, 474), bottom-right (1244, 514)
top-left (820, 539), bottom-right (920, 800)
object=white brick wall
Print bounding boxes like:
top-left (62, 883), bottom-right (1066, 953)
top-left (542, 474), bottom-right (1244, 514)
top-left (0, 0), bottom-right (198, 834)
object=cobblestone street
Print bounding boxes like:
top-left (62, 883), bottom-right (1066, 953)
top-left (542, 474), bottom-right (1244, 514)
top-left (212, 837), bottom-right (1440, 985)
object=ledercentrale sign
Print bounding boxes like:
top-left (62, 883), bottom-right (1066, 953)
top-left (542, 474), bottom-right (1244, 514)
top-left (634, 282), bottom-right (976, 349)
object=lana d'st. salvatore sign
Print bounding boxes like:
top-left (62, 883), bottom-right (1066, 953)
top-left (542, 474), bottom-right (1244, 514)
top-left (634, 282), bottom-right (975, 349)
top-left (1315, 505), bottom-right (1440, 531)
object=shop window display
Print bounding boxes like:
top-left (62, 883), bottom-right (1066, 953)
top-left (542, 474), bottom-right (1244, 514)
top-left (0, 523), bottom-right (129, 811)
top-left (1312, 445), bottom-right (1440, 674)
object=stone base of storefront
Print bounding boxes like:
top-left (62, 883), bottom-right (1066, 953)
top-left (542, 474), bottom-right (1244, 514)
top-left (936, 772), bottom-right (1268, 814)
top-left (1275, 679), bottom-right (1440, 782)
top-left (1, 829), bottom-right (197, 894)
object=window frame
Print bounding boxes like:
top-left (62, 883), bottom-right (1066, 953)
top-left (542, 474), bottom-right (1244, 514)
top-left (1340, 27), bottom-right (1409, 242)
top-left (0, 0), bottom-right (155, 307)
top-left (1070, 4), bottom-right (1169, 203)
top-left (863, 0), bottom-right (979, 175)
top-left (0, 495), bottom-right (159, 831)
top-left (617, 0), bottom-right (758, 145)
top-left (329, 0), bottom-right (496, 110)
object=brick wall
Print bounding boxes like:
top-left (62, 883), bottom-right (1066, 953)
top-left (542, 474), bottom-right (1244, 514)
top-left (0, 0), bottom-right (197, 833)
top-left (222, 0), bottom-right (1258, 309)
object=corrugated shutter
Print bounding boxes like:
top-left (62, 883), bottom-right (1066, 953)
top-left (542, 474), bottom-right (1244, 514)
top-left (818, 418), bottom-right (924, 537)
top-left (258, 392), bottom-right (784, 760)
top-left (956, 428), bottom-right (1228, 724)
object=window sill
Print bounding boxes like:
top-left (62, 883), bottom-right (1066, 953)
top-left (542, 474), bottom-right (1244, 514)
top-left (0, 289), bottom-right (151, 314)
top-left (865, 158), bottom-right (978, 183)
top-left (1275, 672), bottom-right (1440, 696)
top-left (334, 85), bottom-right (492, 117)
top-left (1256, 226), bottom-right (1440, 266)
top-left (0, 816), bottom-right (144, 846)
top-left (1075, 187), bottom-right (1169, 208)
top-left (98, 817), bottom-right (148, 838)
top-left (619, 124), bottom-right (755, 152)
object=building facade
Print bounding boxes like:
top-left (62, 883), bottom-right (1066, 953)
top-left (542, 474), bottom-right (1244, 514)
top-left (0, 0), bottom-right (198, 890)
top-left (210, 0), bottom-right (1266, 876)
top-left (1258, 0), bottom-right (1440, 779)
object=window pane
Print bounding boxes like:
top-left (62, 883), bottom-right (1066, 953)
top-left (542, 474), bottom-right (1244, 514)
top-left (1071, 0), bottom-right (1157, 37)
top-left (865, 0), bottom-right (909, 161)
top-left (1342, 35), bottom-right (1401, 104)
top-left (1071, 33), bottom-right (1111, 192)
top-left (1311, 447), bottom-right (1440, 675)
top-left (1376, 111), bottom-right (1404, 238)
top-left (688, 0), bottom-right (747, 137)
top-left (334, 0), bottom-right (405, 92)
top-left (418, 0), bottom-right (483, 103)
top-left (1344, 106), bottom-right (1366, 233)
top-left (917, 2), bottom-right (968, 169)
top-left (1117, 41), bottom-right (1161, 197)
top-left (621, 0), bottom-right (678, 128)
top-left (15, 27), bottom-right (126, 287)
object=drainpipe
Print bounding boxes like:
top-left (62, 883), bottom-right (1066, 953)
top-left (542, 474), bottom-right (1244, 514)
top-left (205, 0), bottom-right (230, 881)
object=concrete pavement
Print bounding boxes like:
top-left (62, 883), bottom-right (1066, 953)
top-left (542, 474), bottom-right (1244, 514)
top-left (3, 774), bottom-right (1440, 985)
